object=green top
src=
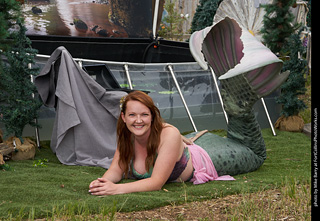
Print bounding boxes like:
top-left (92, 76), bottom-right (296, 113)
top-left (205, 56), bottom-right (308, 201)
top-left (131, 162), bottom-right (154, 179)
top-left (131, 147), bottom-right (190, 181)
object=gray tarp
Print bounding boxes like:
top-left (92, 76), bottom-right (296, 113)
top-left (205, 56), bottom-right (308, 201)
top-left (35, 46), bottom-right (127, 168)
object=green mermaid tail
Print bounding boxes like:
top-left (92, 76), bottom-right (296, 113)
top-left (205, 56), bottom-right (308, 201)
top-left (186, 75), bottom-right (266, 176)
top-left (187, 17), bottom-right (289, 176)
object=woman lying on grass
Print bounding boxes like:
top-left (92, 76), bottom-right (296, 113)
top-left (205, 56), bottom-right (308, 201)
top-left (88, 17), bottom-right (291, 196)
top-left (89, 59), bottom-right (287, 195)
top-left (89, 91), bottom-right (234, 196)
top-left (88, 56), bottom-right (288, 195)
top-left (89, 53), bottom-right (289, 195)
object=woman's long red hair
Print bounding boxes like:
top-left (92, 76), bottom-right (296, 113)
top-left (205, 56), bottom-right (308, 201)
top-left (117, 91), bottom-right (164, 178)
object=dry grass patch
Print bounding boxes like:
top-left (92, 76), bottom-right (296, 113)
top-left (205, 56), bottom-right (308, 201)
top-left (115, 180), bottom-right (311, 220)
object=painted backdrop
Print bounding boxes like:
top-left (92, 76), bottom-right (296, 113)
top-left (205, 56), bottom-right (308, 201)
top-left (23, 0), bottom-right (153, 38)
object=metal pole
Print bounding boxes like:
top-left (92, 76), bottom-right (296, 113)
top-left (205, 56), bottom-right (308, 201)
top-left (124, 63), bottom-right (133, 90)
top-left (36, 53), bottom-right (202, 69)
top-left (152, 0), bottom-right (160, 39)
top-left (77, 59), bottom-right (83, 68)
top-left (209, 66), bottom-right (229, 124)
top-left (261, 97), bottom-right (277, 136)
top-left (29, 63), bottom-right (41, 148)
top-left (167, 64), bottom-right (198, 132)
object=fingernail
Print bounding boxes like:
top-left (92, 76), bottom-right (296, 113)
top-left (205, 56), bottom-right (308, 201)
top-left (88, 190), bottom-right (91, 193)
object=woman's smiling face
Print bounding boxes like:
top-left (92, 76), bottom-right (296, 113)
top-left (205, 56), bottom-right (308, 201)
top-left (121, 100), bottom-right (152, 138)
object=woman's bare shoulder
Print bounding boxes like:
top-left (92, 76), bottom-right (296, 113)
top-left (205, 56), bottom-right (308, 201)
top-left (158, 124), bottom-right (183, 155)
top-left (160, 124), bottom-right (181, 144)
top-left (162, 123), bottom-right (180, 135)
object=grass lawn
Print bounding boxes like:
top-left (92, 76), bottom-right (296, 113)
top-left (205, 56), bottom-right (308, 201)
top-left (0, 129), bottom-right (311, 220)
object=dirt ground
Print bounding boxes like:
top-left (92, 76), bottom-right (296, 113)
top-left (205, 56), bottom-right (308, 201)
top-left (115, 185), bottom-right (311, 220)
top-left (115, 189), bottom-right (280, 220)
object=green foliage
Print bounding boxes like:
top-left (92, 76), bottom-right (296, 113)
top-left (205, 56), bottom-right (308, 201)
top-left (0, 0), bottom-right (21, 82)
top-left (306, 0), bottom-right (311, 27)
top-left (1, 0), bottom-right (41, 139)
top-left (33, 158), bottom-right (49, 167)
top-left (0, 0), bottom-right (21, 51)
top-left (190, 0), bottom-right (223, 33)
top-left (0, 20), bottom-right (42, 139)
top-left (299, 73), bottom-right (311, 123)
top-left (261, 0), bottom-right (308, 118)
top-left (0, 163), bottom-right (13, 171)
top-left (260, 0), bottom-right (297, 54)
top-left (276, 29), bottom-right (308, 117)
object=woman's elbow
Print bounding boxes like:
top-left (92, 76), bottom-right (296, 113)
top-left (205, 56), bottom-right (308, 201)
top-left (150, 178), bottom-right (166, 191)
top-left (153, 184), bottom-right (163, 191)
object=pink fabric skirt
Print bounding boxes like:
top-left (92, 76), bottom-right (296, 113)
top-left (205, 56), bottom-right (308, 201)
top-left (188, 144), bottom-right (235, 184)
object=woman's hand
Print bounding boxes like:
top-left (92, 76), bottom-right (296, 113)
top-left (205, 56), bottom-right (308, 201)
top-left (181, 135), bottom-right (193, 145)
top-left (89, 178), bottom-right (120, 196)
top-left (181, 130), bottom-right (208, 145)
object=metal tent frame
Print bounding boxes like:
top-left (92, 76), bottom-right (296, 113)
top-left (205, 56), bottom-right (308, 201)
top-left (32, 54), bottom-right (277, 149)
